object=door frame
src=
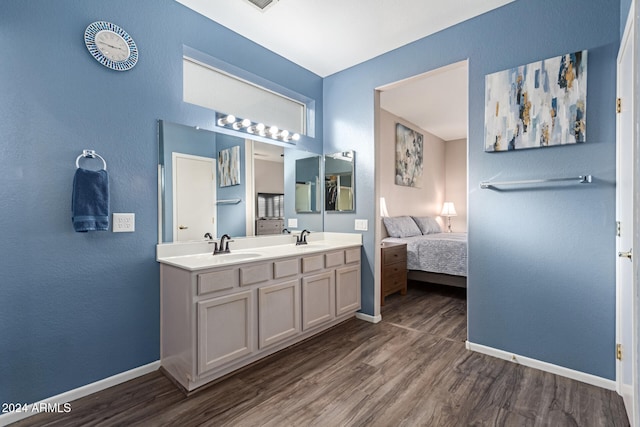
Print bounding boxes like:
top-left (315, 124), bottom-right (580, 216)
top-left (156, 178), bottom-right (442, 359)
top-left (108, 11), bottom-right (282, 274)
top-left (617, 2), bottom-right (639, 425)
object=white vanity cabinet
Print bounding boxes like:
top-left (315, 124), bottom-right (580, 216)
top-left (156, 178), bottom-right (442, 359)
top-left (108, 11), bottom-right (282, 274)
top-left (258, 279), bottom-right (300, 349)
top-left (197, 290), bottom-right (254, 374)
top-left (160, 245), bottom-right (361, 392)
top-left (301, 271), bottom-right (335, 330)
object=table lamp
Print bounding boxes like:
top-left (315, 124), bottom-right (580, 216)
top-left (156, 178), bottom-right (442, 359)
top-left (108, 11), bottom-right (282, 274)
top-left (440, 202), bottom-right (457, 232)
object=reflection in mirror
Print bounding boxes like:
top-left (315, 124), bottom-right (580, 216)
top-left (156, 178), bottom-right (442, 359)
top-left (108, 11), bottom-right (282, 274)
top-left (158, 120), bottom-right (295, 243)
top-left (295, 156), bottom-right (321, 213)
top-left (325, 150), bottom-right (355, 212)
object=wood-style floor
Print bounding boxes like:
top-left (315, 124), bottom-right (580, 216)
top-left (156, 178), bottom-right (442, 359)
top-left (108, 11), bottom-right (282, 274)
top-left (13, 283), bottom-right (629, 427)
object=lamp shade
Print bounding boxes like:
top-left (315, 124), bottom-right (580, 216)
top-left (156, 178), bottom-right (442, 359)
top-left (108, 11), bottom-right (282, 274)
top-left (440, 202), bottom-right (457, 217)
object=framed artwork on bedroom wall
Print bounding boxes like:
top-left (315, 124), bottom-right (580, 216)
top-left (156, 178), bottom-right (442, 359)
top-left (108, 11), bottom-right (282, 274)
top-left (484, 50), bottom-right (587, 152)
top-left (395, 123), bottom-right (423, 187)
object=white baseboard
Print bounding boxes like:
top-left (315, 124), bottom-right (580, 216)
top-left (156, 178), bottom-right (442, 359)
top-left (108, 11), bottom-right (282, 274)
top-left (355, 312), bottom-right (382, 323)
top-left (466, 341), bottom-right (616, 391)
top-left (0, 361), bottom-right (160, 425)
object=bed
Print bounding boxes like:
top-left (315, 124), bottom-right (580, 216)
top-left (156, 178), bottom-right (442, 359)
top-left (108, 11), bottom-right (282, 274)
top-left (382, 216), bottom-right (467, 288)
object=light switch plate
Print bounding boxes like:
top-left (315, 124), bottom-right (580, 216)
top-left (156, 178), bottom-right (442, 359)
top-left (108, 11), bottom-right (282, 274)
top-left (288, 218), bottom-right (298, 228)
top-left (113, 213), bottom-right (135, 232)
top-left (355, 219), bottom-right (368, 231)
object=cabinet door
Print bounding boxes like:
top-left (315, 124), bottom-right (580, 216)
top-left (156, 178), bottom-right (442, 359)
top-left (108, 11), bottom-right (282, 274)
top-left (258, 280), bottom-right (301, 349)
top-left (197, 291), bottom-right (254, 374)
top-left (301, 271), bottom-right (335, 331)
top-left (336, 264), bottom-right (361, 316)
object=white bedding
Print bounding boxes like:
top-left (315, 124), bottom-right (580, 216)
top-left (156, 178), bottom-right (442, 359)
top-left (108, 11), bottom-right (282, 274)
top-left (382, 232), bottom-right (467, 277)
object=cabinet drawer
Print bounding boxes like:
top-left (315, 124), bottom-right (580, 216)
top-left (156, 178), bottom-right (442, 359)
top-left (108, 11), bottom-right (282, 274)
top-left (383, 272), bottom-right (407, 294)
top-left (302, 254), bottom-right (324, 273)
top-left (345, 247), bottom-right (360, 264)
top-left (274, 258), bottom-right (299, 279)
top-left (198, 269), bottom-right (238, 296)
top-left (325, 251), bottom-right (344, 268)
top-left (256, 219), bottom-right (284, 236)
top-left (383, 261), bottom-right (407, 280)
top-left (382, 245), bottom-right (406, 266)
top-left (240, 263), bottom-right (272, 286)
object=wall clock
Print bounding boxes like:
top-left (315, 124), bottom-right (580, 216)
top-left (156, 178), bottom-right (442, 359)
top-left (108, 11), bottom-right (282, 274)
top-left (84, 21), bottom-right (138, 71)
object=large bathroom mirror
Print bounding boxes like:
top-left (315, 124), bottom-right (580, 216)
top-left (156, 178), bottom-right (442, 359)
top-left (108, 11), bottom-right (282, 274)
top-left (295, 155), bottom-right (321, 213)
top-left (158, 120), bottom-right (323, 243)
top-left (324, 150), bottom-right (355, 212)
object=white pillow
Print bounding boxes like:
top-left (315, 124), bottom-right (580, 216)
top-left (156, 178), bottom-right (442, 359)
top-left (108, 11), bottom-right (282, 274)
top-left (383, 216), bottom-right (422, 238)
top-left (411, 216), bottom-right (442, 234)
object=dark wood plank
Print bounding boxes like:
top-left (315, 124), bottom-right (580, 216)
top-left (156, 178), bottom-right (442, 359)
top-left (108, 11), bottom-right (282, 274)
top-left (13, 285), bottom-right (629, 427)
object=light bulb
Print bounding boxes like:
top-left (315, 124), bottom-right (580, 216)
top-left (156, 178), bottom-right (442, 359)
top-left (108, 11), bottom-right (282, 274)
top-left (217, 114), bottom-right (235, 126)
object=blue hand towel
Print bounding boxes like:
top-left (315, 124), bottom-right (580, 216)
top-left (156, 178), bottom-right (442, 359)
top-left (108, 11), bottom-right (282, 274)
top-left (72, 168), bottom-right (110, 232)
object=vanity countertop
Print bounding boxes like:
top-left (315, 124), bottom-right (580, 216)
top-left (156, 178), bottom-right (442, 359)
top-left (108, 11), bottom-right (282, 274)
top-left (157, 232), bottom-right (362, 272)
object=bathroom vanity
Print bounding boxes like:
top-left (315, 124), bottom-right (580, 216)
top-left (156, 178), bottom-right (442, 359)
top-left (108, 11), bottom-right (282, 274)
top-left (157, 233), bottom-right (361, 392)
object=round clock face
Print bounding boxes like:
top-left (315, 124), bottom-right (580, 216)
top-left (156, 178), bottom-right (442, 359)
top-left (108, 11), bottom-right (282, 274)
top-left (84, 21), bottom-right (138, 71)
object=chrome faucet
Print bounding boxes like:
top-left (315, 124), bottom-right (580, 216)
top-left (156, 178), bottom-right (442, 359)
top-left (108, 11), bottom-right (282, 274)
top-left (213, 234), bottom-right (233, 255)
top-left (296, 229), bottom-right (310, 245)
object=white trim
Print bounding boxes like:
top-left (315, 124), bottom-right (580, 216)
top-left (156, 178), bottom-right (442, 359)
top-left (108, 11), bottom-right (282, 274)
top-left (0, 361), bottom-right (160, 425)
top-left (356, 312), bottom-right (382, 323)
top-left (617, 3), bottom-right (639, 425)
top-left (466, 341), bottom-right (616, 391)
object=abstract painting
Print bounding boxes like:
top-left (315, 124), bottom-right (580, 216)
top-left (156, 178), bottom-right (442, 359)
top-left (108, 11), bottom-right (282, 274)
top-left (395, 123), bottom-right (423, 187)
top-left (218, 145), bottom-right (240, 187)
top-left (484, 50), bottom-right (587, 151)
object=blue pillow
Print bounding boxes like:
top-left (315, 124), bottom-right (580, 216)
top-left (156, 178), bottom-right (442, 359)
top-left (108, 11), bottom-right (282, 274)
top-left (383, 216), bottom-right (422, 238)
top-left (411, 216), bottom-right (442, 234)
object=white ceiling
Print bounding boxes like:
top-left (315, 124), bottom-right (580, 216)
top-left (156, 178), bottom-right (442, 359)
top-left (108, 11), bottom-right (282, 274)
top-left (177, 0), bottom-right (508, 141)
top-left (176, 0), bottom-right (513, 77)
top-left (379, 60), bottom-right (468, 141)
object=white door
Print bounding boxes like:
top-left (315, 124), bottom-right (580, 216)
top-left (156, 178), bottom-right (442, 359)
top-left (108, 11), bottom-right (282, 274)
top-left (173, 153), bottom-right (216, 242)
top-left (616, 7), bottom-right (637, 425)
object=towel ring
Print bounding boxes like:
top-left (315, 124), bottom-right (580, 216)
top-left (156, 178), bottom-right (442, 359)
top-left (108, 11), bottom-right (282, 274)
top-left (76, 150), bottom-right (107, 170)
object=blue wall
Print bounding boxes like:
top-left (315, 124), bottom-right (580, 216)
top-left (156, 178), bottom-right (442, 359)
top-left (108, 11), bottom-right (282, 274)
top-left (0, 0), bottom-right (322, 404)
top-left (323, 0), bottom-right (619, 379)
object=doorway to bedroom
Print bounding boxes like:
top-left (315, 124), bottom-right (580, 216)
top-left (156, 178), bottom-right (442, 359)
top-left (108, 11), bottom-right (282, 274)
top-left (374, 60), bottom-right (469, 338)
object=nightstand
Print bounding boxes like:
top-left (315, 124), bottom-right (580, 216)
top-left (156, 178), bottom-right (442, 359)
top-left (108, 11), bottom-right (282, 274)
top-left (381, 242), bottom-right (407, 305)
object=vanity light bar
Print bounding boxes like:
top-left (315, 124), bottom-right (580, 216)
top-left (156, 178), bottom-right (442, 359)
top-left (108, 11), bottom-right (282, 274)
top-left (216, 112), bottom-right (299, 144)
